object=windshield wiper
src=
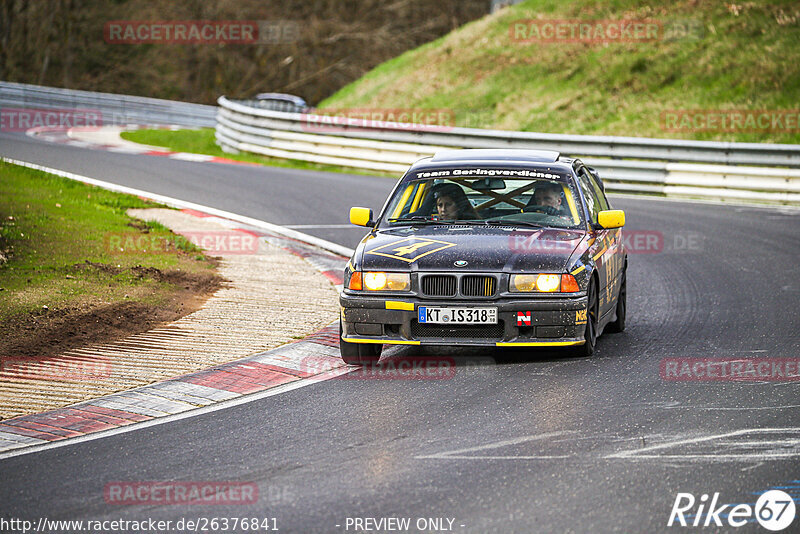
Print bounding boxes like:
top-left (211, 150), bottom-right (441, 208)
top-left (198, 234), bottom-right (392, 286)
top-left (482, 218), bottom-right (547, 228)
top-left (387, 216), bottom-right (451, 225)
top-left (387, 217), bottom-right (550, 229)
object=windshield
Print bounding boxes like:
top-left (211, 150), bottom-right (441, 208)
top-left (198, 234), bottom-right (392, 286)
top-left (380, 173), bottom-right (584, 229)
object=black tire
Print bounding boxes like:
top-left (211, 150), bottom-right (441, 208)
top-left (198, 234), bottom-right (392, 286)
top-left (606, 268), bottom-right (627, 333)
top-left (573, 278), bottom-right (598, 357)
top-left (339, 322), bottom-right (381, 365)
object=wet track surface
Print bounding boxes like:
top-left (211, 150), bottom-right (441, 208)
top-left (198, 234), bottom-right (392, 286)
top-left (2, 132), bottom-right (800, 532)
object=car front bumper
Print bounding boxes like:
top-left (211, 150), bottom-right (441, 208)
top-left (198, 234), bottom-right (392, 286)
top-left (340, 293), bottom-right (588, 347)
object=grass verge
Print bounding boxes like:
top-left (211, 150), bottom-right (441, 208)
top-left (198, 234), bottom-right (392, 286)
top-left (120, 128), bottom-right (395, 178)
top-left (320, 0), bottom-right (800, 144)
top-left (0, 161), bottom-right (222, 357)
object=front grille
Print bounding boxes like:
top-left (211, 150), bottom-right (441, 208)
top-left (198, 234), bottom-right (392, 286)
top-left (461, 275), bottom-right (497, 297)
top-left (421, 275), bottom-right (457, 297)
top-left (411, 321), bottom-right (505, 339)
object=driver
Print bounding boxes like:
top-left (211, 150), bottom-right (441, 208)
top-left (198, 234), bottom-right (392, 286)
top-left (526, 182), bottom-right (564, 216)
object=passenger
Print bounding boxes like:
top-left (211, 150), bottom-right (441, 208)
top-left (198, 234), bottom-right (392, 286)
top-left (432, 183), bottom-right (479, 220)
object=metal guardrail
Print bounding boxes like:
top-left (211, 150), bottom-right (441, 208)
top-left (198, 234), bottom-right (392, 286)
top-left (0, 81), bottom-right (216, 128)
top-left (218, 97), bottom-right (800, 167)
top-left (2, 83), bottom-right (797, 205)
top-left (216, 96), bottom-right (800, 206)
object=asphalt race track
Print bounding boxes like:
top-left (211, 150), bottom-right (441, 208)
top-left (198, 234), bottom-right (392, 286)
top-left (2, 131), bottom-right (800, 532)
top-left (0, 132), bottom-right (393, 249)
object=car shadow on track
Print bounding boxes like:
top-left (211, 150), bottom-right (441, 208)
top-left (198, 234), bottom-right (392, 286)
top-left (377, 343), bottom-right (595, 370)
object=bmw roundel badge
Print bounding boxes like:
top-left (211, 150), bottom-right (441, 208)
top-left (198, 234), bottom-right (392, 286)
top-left (454, 260), bottom-right (468, 267)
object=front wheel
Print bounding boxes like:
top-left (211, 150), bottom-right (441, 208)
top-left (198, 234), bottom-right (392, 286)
top-left (606, 268), bottom-right (626, 333)
top-left (339, 322), bottom-right (381, 365)
top-left (573, 279), bottom-right (598, 357)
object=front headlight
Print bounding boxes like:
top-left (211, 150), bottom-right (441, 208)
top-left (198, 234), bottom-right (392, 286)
top-left (362, 272), bottom-right (410, 291)
top-left (510, 274), bottom-right (579, 293)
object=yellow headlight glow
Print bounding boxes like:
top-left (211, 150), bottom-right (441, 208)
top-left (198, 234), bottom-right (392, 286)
top-left (510, 273), bottom-right (562, 292)
top-left (363, 272), bottom-right (387, 290)
top-left (536, 274), bottom-right (561, 292)
top-left (362, 272), bottom-right (410, 291)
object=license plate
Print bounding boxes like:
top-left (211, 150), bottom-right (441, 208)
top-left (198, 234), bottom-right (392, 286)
top-left (418, 307), bottom-right (497, 324)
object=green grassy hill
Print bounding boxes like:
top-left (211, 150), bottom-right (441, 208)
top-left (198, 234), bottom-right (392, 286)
top-left (320, 0), bottom-right (800, 144)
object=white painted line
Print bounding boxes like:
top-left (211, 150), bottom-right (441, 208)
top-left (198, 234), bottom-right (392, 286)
top-left (415, 431), bottom-right (572, 460)
top-left (0, 157), bottom-right (355, 258)
top-left (417, 455), bottom-right (572, 460)
top-left (667, 404), bottom-right (800, 411)
top-left (718, 439), bottom-right (800, 446)
top-left (168, 153), bottom-right (216, 162)
top-left (106, 146), bottom-right (147, 154)
top-left (610, 453), bottom-right (800, 461)
top-left (660, 404), bottom-right (800, 412)
top-left (0, 365), bottom-right (354, 461)
top-left (605, 427), bottom-right (800, 460)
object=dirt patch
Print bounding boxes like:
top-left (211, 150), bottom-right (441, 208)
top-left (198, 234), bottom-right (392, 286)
top-left (0, 207), bottom-right (343, 422)
top-left (127, 219), bottom-right (150, 231)
top-left (0, 262), bottom-right (224, 359)
top-left (0, 232), bottom-right (9, 267)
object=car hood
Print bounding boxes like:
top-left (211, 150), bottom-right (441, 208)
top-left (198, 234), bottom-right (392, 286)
top-left (357, 225), bottom-right (585, 273)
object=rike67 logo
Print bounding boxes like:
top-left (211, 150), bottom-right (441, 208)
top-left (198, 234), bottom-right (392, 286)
top-left (668, 490), bottom-right (796, 531)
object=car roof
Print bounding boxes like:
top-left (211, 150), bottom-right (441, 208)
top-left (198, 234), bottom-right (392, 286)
top-left (432, 149), bottom-right (560, 163)
top-left (408, 149), bottom-right (577, 174)
top-left (253, 92), bottom-right (307, 106)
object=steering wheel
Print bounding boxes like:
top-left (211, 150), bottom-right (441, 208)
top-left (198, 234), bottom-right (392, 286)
top-left (524, 205), bottom-right (561, 216)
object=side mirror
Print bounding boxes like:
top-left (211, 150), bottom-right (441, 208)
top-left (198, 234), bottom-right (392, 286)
top-left (349, 207), bottom-right (374, 227)
top-left (597, 210), bottom-right (625, 229)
